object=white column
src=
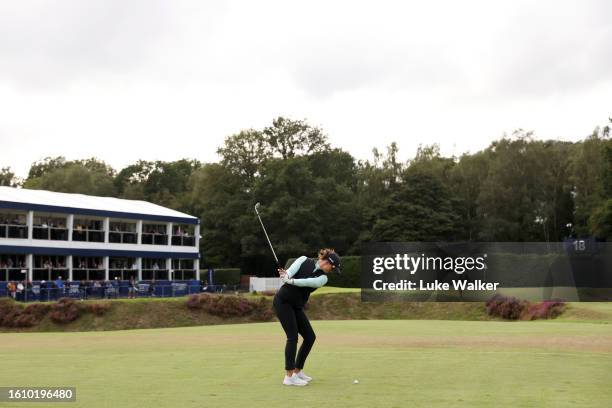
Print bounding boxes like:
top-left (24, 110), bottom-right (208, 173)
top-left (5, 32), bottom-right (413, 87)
top-left (104, 256), bottom-right (109, 281)
top-left (195, 223), bottom-right (200, 248)
top-left (166, 258), bottom-right (172, 280)
top-left (137, 257), bottom-right (142, 281)
top-left (137, 220), bottom-right (143, 244)
top-left (27, 211), bottom-right (34, 240)
top-left (27, 253), bottom-right (33, 281)
top-left (67, 214), bottom-right (74, 241)
top-left (104, 217), bottom-right (110, 243)
top-left (167, 222), bottom-right (173, 246)
top-left (195, 258), bottom-right (200, 280)
top-left (68, 255), bottom-right (73, 281)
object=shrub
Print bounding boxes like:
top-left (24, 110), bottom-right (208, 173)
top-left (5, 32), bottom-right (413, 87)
top-left (185, 293), bottom-right (274, 321)
top-left (24, 303), bottom-right (51, 318)
top-left (0, 299), bottom-right (19, 327)
top-left (525, 300), bottom-right (566, 320)
top-left (486, 295), bottom-right (566, 321)
top-left (49, 298), bottom-right (81, 324)
top-left (13, 313), bottom-right (38, 328)
top-left (210, 268), bottom-right (241, 285)
top-left (0, 301), bottom-right (50, 328)
top-left (186, 294), bottom-right (203, 310)
top-left (88, 302), bottom-right (111, 316)
top-left (486, 295), bottom-right (526, 320)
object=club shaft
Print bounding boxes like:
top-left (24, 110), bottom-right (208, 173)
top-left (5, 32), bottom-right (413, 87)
top-left (255, 210), bottom-right (280, 267)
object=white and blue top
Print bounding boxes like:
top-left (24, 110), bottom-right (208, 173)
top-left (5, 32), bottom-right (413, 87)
top-left (285, 255), bottom-right (328, 288)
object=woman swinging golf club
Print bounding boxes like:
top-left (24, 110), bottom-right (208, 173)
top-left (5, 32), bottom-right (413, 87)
top-left (274, 248), bottom-right (342, 386)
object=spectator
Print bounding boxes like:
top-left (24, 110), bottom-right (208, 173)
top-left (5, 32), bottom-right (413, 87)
top-left (16, 281), bottom-right (25, 301)
top-left (104, 280), bottom-right (114, 299)
top-left (40, 280), bottom-right (47, 301)
top-left (93, 280), bottom-right (102, 298)
top-left (55, 276), bottom-right (64, 297)
top-left (112, 277), bottom-right (121, 297)
top-left (6, 281), bottom-right (16, 299)
top-left (128, 276), bottom-right (138, 299)
top-left (148, 279), bottom-right (156, 297)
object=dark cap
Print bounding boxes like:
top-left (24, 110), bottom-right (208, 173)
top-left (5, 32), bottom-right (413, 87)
top-left (326, 252), bottom-right (342, 274)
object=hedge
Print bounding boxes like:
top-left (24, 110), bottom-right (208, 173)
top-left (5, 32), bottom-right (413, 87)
top-left (285, 256), bottom-right (360, 288)
top-left (209, 268), bottom-right (241, 285)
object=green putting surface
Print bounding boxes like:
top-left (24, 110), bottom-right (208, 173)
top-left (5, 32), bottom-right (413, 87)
top-left (1, 319), bottom-right (611, 408)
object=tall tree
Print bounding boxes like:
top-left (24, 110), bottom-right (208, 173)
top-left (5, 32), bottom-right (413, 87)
top-left (570, 127), bottom-right (610, 236)
top-left (24, 158), bottom-right (116, 196)
top-left (0, 167), bottom-right (18, 187)
top-left (216, 129), bottom-right (270, 189)
top-left (263, 117), bottom-right (330, 159)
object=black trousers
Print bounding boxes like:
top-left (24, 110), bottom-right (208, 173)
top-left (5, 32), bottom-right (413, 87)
top-left (273, 294), bottom-right (316, 371)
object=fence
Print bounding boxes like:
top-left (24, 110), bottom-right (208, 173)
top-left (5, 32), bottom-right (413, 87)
top-left (0, 280), bottom-right (239, 302)
top-left (249, 277), bottom-right (282, 293)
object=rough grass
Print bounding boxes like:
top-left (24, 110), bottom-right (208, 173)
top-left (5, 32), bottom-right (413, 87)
top-left (1, 288), bottom-right (609, 333)
top-left (0, 320), bottom-right (610, 408)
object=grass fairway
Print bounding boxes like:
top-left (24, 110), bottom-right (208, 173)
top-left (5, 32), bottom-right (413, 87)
top-left (1, 319), bottom-right (611, 408)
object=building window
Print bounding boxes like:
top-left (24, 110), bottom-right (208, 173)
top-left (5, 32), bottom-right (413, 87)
top-left (142, 223), bottom-right (168, 245)
top-left (171, 224), bottom-right (196, 247)
top-left (142, 258), bottom-right (167, 280)
top-left (109, 257), bottom-right (138, 280)
top-left (0, 254), bottom-right (27, 280)
top-left (73, 218), bottom-right (104, 242)
top-left (171, 259), bottom-right (195, 280)
top-left (33, 255), bottom-right (67, 281)
top-left (72, 256), bottom-right (105, 281)
top-left (0, 211), bottom-right (28, 239)
top-left (33, 214), bottom-right (68, 241)
top-left (109, 221), bottom-right (137, 244)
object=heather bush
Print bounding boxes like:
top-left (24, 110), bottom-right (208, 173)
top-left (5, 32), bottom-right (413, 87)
top-left (0, 300), bottom-right (51, 327)
top-left (486, 294), bottom-right (566, 320)
top-left (525, 300), bottom-right (566, 320)
top-left (49, 297), bottom-right (81, 324)
top-left (88, 302), bottom-right (112, 316)
top-left (186, 293), bottom-right (274, 320)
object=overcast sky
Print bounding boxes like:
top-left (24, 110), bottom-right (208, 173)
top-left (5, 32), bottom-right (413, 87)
top-left (1, 0), bottom-right (611, 178)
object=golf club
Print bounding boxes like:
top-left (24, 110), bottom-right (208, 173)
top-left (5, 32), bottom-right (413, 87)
top-left (254, 202), bottom-right (281, 268)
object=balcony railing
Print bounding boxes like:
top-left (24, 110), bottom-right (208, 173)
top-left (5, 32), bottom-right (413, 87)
top-left (72, 268), bottom-right (106, 281)
top-left (171, 269), bottom-right (197, 280)
top-left (72, 229), bottom-right (104, 242)
top-left (141, 268), bottom-right (169, 280)
top-left (0, 224), bottom-right (28, 239)
top-left (0, 267), bottom-right (28, 280)
top-left (108, 268), bottom-right (138, 280)
top-left (171, 235), bottom-right (195, 247)
top-left (1, 223), bottom-right (197, 247)
top-left (109, 231), bottom-right (138, 244)
top-left (141, 233), bottom-right (168, 245)
top-left (32, 267), bottom-right (68, 281)
top-left (33, 227), bottom-right (68, 241)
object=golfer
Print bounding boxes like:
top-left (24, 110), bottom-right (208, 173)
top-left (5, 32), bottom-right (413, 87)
top-left (274, 248), bottom-right (341, 386)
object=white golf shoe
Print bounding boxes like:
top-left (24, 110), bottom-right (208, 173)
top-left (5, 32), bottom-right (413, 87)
top-left (295, 371), bottom-right (312, 382)
top-left (283, 373), bottom-right (308, 386)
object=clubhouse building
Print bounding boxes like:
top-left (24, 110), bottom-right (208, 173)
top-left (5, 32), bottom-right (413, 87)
top-left (0, 186), bottom-right (200, 283)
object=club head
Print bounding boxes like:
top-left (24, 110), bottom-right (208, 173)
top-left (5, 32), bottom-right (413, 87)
top-left (254, 202), bottom-right (261, 214)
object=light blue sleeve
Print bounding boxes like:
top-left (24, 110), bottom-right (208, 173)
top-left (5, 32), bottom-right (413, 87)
top-left (286, 256), bottom-right (307, 278)
top-left (291, 274), bottom-right (328, 288)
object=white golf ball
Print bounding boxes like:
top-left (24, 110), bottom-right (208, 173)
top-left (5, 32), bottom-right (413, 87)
top-left (353, 379), bottom-right (359, 384)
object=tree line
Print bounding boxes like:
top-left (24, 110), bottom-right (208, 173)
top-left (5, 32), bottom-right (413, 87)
top-left (1, 116), bottom-right (610, 275)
